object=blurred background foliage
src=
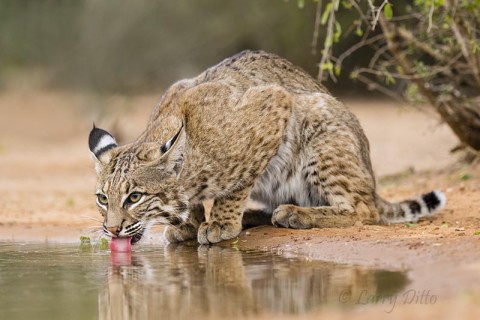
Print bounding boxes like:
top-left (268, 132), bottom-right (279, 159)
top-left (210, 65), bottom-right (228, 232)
top-left (0, 0), bottom-right (375, 96)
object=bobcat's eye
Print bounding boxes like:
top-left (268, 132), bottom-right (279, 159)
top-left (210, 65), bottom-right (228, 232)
top-left (96, 194), bottom-right (108, 206)
top-left (127, 192), bottom-right (143, 204)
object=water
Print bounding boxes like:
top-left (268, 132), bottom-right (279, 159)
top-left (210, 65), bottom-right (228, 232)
top-left (0, 242), bottom-right (408, 319)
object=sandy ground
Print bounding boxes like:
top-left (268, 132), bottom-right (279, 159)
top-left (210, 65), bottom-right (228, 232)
top-left (1, 90), bottom-right (479, 318)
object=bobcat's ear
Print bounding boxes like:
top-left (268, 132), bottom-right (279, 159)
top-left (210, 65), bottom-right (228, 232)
top-left (88, 125), bottom-right (118, 167)
top-left (159, 124), bottom-right (186, 178)
top-left (160, 123), bottom-right (184, 155)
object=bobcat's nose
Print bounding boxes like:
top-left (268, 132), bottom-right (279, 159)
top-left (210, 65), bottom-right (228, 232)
top-left (107, 226), bottom-right (120, 236)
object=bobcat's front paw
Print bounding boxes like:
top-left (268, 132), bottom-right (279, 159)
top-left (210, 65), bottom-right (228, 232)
top-left (164, 223), bottom-right (197, 243)
top-left (197, 221), bottom-right (242, 245)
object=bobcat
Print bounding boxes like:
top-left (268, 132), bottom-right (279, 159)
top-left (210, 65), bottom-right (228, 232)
top-left (88, 50), bottom-right (446, 245)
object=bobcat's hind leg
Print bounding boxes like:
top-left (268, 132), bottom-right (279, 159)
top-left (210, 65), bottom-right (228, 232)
top-left (272, 134), bottom-right (379, 229)
top-left (271, 177), bottom-right (378, 229)
top-left (272, 204), bottom-right (356, 229)
top-left (164, 204), bottom-right (205, 243)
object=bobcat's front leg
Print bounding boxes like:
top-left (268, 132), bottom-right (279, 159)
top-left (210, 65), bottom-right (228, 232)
top-left (164, 204), bottom-right (205, 243)
top-left (198, 189), bottom-right (249, 244)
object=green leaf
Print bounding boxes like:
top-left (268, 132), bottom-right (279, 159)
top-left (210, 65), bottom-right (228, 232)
top-left (356, 26), bottom-right (364, 36)
top-left (471, 40), bottom-right (479, 54)
top-left (384, 3), bottom-right (393, 20)
top-left (333, 0), bottom-right (340, 11)
top-left (297, 0), bottom-right (305, 9)
top-left (474, 231), bottom-right (480, 236)
top-left (460, 173), bottom-right (473, 180)
top-left (384, 71), bottom-right (396, 85)
top-left (321, 61), bottom-right (334, 71)
top-left (334, 21), bottom-right (342, 42)
top-left (321, 3), bottom-right (332, 25)
top-left (341, 0), bottom-right (353, 9)
top-left (334, 65), bottom-right (341, 76)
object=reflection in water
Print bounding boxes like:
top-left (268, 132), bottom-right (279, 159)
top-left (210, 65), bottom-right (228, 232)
top-left (0, 243), bottom-right (408, 320)
top-left (100, 244), bottom-right (408, 319)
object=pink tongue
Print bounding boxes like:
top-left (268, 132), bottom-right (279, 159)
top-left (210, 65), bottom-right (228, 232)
top-left (109, 237), bottom-right (132, 252)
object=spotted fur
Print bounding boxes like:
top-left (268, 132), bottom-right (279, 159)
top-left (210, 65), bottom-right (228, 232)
top-left (89, 50), bottom-right (446, 245)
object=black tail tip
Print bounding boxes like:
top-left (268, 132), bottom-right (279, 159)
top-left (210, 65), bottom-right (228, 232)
top-left (422, 190), bottom-right (447, 212)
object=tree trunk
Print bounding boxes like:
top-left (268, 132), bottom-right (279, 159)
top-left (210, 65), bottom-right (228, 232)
top-left (436, 98), bottom-right (480, 151)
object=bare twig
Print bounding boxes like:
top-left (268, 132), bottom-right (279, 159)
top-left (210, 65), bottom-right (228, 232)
top-left (369, 44), bottom-right (390, 68)
top-left (355, 53), bottom-right (462, 80)
top-left (318, 3), bottom-right (336, 82)
top-left (311, 0), bottom-right (323, 55)
top-left (355, 73), bottom-right (404, 102)
top-left (427, 1), bottom-right (435, 33)
top-left (368, 0), bottom-right (389, 30)
top-left (335, 34), bottom-right (384, 67)
top-left (348, 0), bottom-right (370, 26)
top-left (396, 27), bottom-right (449, 63)
top-left (389, 13), bottom-right (423, 21)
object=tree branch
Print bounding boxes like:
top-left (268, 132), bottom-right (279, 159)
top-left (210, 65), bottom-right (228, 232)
top-left (355, 73), bottom-right (404, 102)
top-left (317, 3), bottom-right (336, 82)
top-left (396, 27), bottom-right (449, 63)
top-left (446, 0), bottom-right (480, 86)
top-left (368, 0), bottom-right (389, 30)
top-left (311, 0), bottom-right (323, 55)
top-left (335, 34), bottom-right (384, 68)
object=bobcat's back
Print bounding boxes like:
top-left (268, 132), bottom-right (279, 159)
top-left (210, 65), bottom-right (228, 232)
top-left (197, 50), bottom-right (329, 94)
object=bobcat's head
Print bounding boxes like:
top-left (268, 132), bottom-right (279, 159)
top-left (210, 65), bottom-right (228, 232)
top-left (88, 124), bottom-right (188, 244)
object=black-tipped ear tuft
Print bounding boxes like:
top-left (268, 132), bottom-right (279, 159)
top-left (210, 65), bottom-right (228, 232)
top-left (89, 127), bottom-right (118, 159)
top-left (160, 123), bottom-right (184, 154)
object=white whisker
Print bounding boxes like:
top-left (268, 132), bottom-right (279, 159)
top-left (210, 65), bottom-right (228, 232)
top-left (79, 215), bottom-right (103, 223)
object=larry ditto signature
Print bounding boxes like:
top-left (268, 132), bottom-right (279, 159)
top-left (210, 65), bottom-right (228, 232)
top-left (338, 289), bottom-right (438, 313)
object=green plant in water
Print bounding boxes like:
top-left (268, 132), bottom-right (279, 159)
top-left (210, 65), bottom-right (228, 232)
top-left (99, 238), bottom-right (109, 250)
top-left (80, 236), bottom-right (91, 244)
top-left (79, 236), bottom-right (92, 252)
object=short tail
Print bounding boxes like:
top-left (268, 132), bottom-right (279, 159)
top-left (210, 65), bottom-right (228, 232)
top-left (377, 190), bottom-right (447, 224)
